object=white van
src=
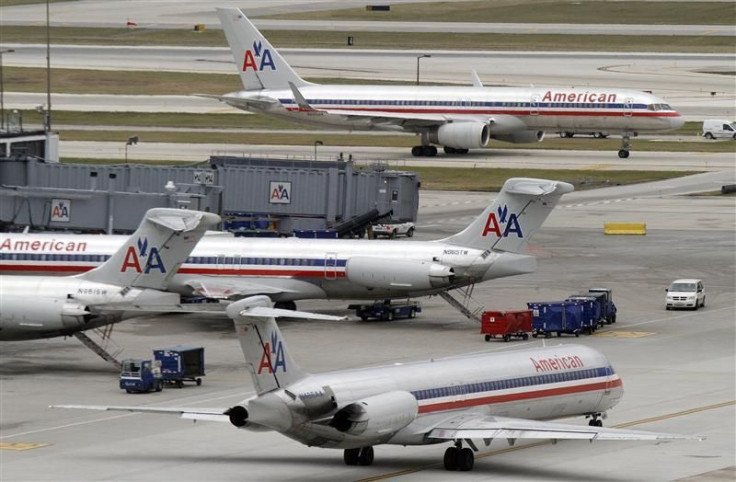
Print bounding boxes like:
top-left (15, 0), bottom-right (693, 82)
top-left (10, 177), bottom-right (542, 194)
top-left (665, 279), bottom-right (706, 310)
top-left (702, 120), bottom-right (736, 139)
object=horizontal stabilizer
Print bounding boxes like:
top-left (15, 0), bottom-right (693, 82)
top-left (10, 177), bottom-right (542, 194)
top-left (51, 404), bottom-right (230, 422)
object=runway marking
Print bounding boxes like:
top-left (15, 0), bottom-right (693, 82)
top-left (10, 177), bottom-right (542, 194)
top-left (356, 400), bottom-right (733, 482)
top-left (593, 331), bottom-right (654, 338)
top-left (0, 442), bottom-right (50, 451)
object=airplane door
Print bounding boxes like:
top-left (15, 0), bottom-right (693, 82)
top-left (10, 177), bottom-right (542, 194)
top-left (530, 95), bottom-right (540, 116)
top-left (324, 253), bottom-right (337, 280)
top-left (623, 98), bottom-right (633, 117)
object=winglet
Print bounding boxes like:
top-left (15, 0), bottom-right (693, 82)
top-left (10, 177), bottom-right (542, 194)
top-left (471, 70), bottom-right (484, 88)
top-left (289, 82), bottom-right (321, 112)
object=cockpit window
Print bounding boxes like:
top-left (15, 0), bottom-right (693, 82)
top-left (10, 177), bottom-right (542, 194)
top-left (647, 103), bottom-right (672, 111)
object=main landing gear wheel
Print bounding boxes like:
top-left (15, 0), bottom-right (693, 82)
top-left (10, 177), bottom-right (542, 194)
top-left (443, 443), bottom-right (475, 471)
top-left (411, 145), bottom-right (438, 157)
top-left (588, 413), bottom-right (603, 427)
top-left (357, 446), bottom-right (374, 466)
top-left (343, 448), bottom-right (360, 466)
top-left (443, 146), bottom-right (469, 155)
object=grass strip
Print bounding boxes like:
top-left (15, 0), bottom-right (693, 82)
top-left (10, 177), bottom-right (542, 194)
top-left (56, 129), bottom-right (736, 153)
top-left (266, 1), bottom-right (735, 25)
top-left (15, 109), bottom-right (709, 138)
top-left (1, 26), bottom-right (733, 52)
top-left (407, 167), bottom-right (697, 192)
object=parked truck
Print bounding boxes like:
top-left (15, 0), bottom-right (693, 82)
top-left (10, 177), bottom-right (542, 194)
top-left (348, 300), bottom-right (421, 321)
top-left (119, 359), bottom-right (163, 393)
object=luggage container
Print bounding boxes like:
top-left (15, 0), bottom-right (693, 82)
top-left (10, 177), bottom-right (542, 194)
top-left (153, 346), bottom-right (205, 388)
top-left (480, 310), bottom-right (532, 342)
top-left (565, 296), bottom-right (599, 334)
top-left (527, 301), bottom-right (584, 338)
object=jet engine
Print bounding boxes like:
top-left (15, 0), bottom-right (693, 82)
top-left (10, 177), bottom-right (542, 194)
top-left (329, 391), bottom-right (418, 438)
top-left (0, 295), bottom-right (92, 340)
top-left (429, 122), bottom-right (490, 149)
top-left (346, 257), bottom-right (454, 291)
top-left (492, 130), bottom-right (545, 144)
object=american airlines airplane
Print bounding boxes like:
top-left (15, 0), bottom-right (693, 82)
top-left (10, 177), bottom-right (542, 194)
top-left (212, 8), bottom-right (683, 159)
top-left (0, 208), bottom-right (219, 341)
top-left (0, 178), bottom-right (572, 309)
top-left (55, 296), bottom-right (700, 472)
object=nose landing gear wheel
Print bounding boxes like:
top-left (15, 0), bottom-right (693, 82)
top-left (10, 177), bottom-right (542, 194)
top-left (618, 149), bottom-right (630, 158)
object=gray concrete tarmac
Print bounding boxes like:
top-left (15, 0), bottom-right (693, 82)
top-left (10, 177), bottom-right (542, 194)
top-left (1, 174), bottom-right (734, 481)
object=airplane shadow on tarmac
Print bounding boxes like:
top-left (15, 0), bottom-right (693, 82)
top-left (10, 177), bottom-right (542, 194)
top-left (88, 452), bottom-right (623, 481)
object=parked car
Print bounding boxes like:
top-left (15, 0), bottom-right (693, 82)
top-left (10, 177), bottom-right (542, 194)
top-left (702, 119), bottom-right (736, 140)
top-left (665, 279), bottom-right (706, 310)
top-left (372, 222), bottom-right (415, 238)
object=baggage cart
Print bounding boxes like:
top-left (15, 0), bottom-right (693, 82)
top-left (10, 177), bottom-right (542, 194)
top-left (481, 310), bottom-right (532, 342)
top-left (153, 346), bottom-right (205, 388)
top-left (588, 288), bottom-right (617, 324)
top-left (527, 301), bottom-right (584, 338)
top-left (565, 296), bottom-right (599, 334)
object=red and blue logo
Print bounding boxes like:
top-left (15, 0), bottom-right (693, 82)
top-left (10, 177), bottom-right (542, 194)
top-left (257, 331), bottom-right (287, 374)
top-left (120, 237), bottom-right (166, 274)
top-left (242, 40), bottom-right (276, 72)
top-left (481, 205), bottom-right (523, 238)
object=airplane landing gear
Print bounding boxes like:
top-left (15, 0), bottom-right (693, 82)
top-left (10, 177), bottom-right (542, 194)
top-left (587, 413), bottom-right (604, 427)
top-left (411, 145), bottom-right (438, 157)
top-left (443, 146), bottom-right (469, 155)
top-left (274, 301), bottom-right (297, 311)
top-left (343, 446), bottom-right (374, 466)
top-left (443, 440), bottom-right (475, 471)
top-left (618, 133), bottom-right (631, 158)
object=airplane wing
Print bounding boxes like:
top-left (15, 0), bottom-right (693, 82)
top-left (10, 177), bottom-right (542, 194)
top-left (50, 405), bottom-right (230, 423)
top-left (427, 413), bottom-right (703, 441)
top-left (184, 279), bottom-right (298, 299)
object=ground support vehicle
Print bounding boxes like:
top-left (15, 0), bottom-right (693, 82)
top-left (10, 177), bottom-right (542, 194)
top-left (348, 300), bottom-right (421, 321)
top-left (564, 297), bottom-right (599, 334)
top-left (371, 222), bottom-right (415, 239)
top-left (558, 131), bottom-right (609, 139)
top-left (665, 279), bottom-right (706, 310)
top-left (153, 346), bottom-right (205, 388)
top-left (588, 288), bottom-right (617, 324)
top-left (480, 310), bottom-right (532, 342)
top-left (120, 359), bottom-right (163, 393)
top-left (702, 119), bottom-right (736, 139)
top-left (527, 301), bottom-right (585, 338)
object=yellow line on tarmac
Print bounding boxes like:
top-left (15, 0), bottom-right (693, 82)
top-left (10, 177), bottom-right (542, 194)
top-left (356, 400), bottom-right (734, 482)
top-left (0, 442), bottom-right (50, 451)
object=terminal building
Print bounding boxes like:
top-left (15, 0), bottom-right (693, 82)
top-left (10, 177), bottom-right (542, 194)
top-left (0, 155), bottom-right (420, 236)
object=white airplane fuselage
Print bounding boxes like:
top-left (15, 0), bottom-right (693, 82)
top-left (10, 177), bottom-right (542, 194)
top-left (227, 85), bottom-right (683, 135)
top-left (234, 344), bottom-right (623, 449)
top-left (0, 234), bottom-right (532, 301)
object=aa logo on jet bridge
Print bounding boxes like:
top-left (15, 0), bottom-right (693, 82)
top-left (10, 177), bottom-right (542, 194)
top-left (258, 331), bottom-right (287, 374)
top-left (481, 205), bottom-right (523, 238)
top-left (242, 40), bottom-right (276, 72)
top-left (120, 237), bottom-right (166, 274)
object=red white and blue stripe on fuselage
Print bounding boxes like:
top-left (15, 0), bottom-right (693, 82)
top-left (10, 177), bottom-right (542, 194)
top-left (411, 365), bottom-right (620, 414)
top-left (0, 252), bottom-right (348, 278)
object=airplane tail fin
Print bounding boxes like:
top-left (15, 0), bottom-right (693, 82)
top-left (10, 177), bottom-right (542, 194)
top-left (226, 296), bottom-right (345, 395)
top-left (216, 8), bottom-right (310, 91)
top-left (440, 178), bottom-right (573, 253)
top-left (79, 208), bottom-right (220, 289)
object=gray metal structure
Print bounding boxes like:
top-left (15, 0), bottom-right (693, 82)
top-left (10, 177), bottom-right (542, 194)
top-left (0, 156), bottom-right (419, 234)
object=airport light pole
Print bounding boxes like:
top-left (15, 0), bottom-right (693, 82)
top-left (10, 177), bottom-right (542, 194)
top-left (45, 0), bottom-right (52, 132)
top-left (125, 136), bottom-right (138, 162)
top-left (0, 49), bottom-right (14, 131)
top-left (314, 140), bottom-right (323, 161)
top-left (416, 54), bottom-right (431, 86)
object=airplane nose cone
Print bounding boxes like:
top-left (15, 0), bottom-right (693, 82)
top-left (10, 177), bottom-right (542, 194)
top-left (670, 114), bottom-right (685, 130)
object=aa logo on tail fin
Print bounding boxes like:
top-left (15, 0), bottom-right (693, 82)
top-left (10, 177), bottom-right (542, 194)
top-left (481, 205), bottom-right (523, 238)
top-left (120, 237), bottom-right (166, 274)
top-left (257, 330), bottom-right (287, 374)
top-left (242, 40), bottom-right (276, 72)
